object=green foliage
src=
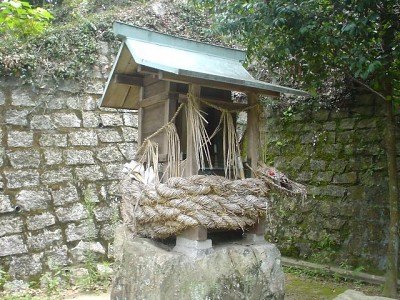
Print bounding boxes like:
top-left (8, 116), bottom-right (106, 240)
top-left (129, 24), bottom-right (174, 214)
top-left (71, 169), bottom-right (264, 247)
top-left (0, 0), bottom-right (53, 39)
top-left (0, 267), bottom-right (10, 291)
top-left (310, 233), bottom-right (339, 264)
top-left (39, 266), bottom-right (70, 297)
top-left (284, 265), bottom-right (329, 279)
top-left (192, 0), bottom-right (400, 100)
top-left (75, 258), bottom-right (111, 292)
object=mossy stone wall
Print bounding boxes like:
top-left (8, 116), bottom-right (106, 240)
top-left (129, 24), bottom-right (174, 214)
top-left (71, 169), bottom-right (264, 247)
top-left (0, 41), bottom-right (139, 283)
top-left (262, 93), bottom-right (398, 273)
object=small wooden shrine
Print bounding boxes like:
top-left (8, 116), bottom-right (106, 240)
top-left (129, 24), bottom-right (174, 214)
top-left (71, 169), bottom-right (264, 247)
top-left (101, 22), bottom-right (306, 245)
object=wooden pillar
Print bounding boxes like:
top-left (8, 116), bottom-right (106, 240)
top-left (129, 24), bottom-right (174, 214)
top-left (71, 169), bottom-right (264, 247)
top-left (184, 84), bottom-right (201, 177)
top-left (247, 93), bottom-right (260, 172)
top-left (246, 93), bottom-right (265, 238)
top-left (179, 85), bottom-right (209, 245)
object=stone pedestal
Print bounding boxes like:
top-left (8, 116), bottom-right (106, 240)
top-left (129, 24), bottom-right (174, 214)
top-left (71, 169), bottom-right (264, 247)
top-left (111, 226), bottom-right (284, 300)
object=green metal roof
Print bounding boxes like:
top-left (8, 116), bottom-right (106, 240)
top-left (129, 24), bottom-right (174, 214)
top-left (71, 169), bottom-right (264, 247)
top-left (101, 22), bottom-right (307, 109)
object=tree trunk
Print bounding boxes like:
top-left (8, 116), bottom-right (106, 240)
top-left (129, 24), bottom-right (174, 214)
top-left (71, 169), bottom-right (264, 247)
top-left (383, 97), bottom-right (399, 298)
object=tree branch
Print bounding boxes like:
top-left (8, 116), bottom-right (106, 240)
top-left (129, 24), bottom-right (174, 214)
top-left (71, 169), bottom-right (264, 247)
top-left (349, 75), bottom-right (386, 101)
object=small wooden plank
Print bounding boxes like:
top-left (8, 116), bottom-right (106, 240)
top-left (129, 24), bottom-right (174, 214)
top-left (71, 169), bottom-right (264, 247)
top-left (139, 92), bottom-right (179, 108)
top-left (101, 84), bottom-right (131, 109)
top-left (142, 103), bottom-right (165, 127)
top-left (248, 218), bottom-right (265, 235)
top-left (141, 101), bottom-right (169, 155)
top-left (114, 73), bottom-right (144, 86)
top-left (144, 80), bottom-right (169, 99)
top-left (121, 85), bottom-right (141, 109)
top-left (115, 46), bottom-right (138, 74)
top-left (139, 92), bottom-right (169, 108)
top-left (161, 98), bottom-right (178, 154)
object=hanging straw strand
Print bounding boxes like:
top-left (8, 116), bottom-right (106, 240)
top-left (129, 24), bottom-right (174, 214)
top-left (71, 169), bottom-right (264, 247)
top-left (136, 103), bottom-right (185, 156)
top-left (187, 93), bottom-right (212, 171)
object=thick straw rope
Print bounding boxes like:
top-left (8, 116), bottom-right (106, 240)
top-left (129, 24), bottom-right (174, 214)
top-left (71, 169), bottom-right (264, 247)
top-left (121, 165), bottom-right (306, 239)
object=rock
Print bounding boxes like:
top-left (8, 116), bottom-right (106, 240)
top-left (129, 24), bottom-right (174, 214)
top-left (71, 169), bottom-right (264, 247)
top-left (5, 109), bottom-right (30, 126)
top-left (96, 145), bottom-right (124, 162)
top-left (4, 170), bottom-right (40, 189)
top-left (53, 112), bottom-right (81, 128)
top-left (111, 226), bottom-right (284, 300)
top-left (66, 221), bottom-right (97, 242)
top-left (333, 290), bottom-right (396, 300)
top-left (69, 130), bottom-right (98, 146)
top-left (9, 253), bottom-right (43, 279)
top-left (39, 133), bottom-right (68, 147)
top-left (41, 168), bottom-right (74, 184)
top-left (75, 165), bottom-right (104, 181)
top-left (0, 216), bottom-right (23, 237)
top-left (64, 149), bottom-right (95, 165)
top-left (56, 203), bottom-right (87, 223)
top-left (70, 241), bottom-right (106, 263)
top-left (27, 229), bottom-right (63, 251)
top-left (0, 193), bottom-right (14, 213)
top-left (96, 263), bottom-right (113, 277)
top-left (7, 149), bottom-right (41, 169)
top-left (51, 184), bottom-right (79, 206)
top-left (99, 114), bottom-right (123, 127)
top-left (15, 190), bottom-right (51, 211)
top-left (7, 131), bottom-right (34, 147)
top-left (0, 235), bottom-right (27, 256)
top-left (3, 280), bottom-right (30, 293)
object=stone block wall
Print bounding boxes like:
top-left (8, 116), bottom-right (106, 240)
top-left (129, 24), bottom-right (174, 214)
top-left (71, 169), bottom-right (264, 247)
top-left (1, 62), bottom-right (397, 281)
top-left (0, 43), bottom-right (138, 281)
top-left (262, 94), bottom-right (398, 273)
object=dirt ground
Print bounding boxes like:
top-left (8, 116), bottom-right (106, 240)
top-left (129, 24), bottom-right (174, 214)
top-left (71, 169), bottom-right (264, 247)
top-left (62, 292), bottom-right (109, 300)
top-left (59, 272), bottom-right (386, 300)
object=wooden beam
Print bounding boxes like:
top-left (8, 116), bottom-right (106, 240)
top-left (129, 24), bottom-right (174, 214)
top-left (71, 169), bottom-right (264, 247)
top-left (136, 67), bottom-right (280, 97)
top-left (139, 92), bottom-right (179, 108)
top-left (143, 75), bottom-right (160, 87)
top-left (159, 71), bottom-right (280, 97)
top-left (178, 94), bottom-right (249, 111)
top-left (281, 257), bottom-right (400, 286)
top-left (114, 73), bottom-right (144, 86)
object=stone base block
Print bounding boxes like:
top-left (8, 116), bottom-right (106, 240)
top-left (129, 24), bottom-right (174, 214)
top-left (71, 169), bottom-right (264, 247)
top-left (243, 233), bottom-right (266, 244)
top-left (111, 226), bottom-right (284, 300)
top-left (173, 236), bottom-right (213, 258)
